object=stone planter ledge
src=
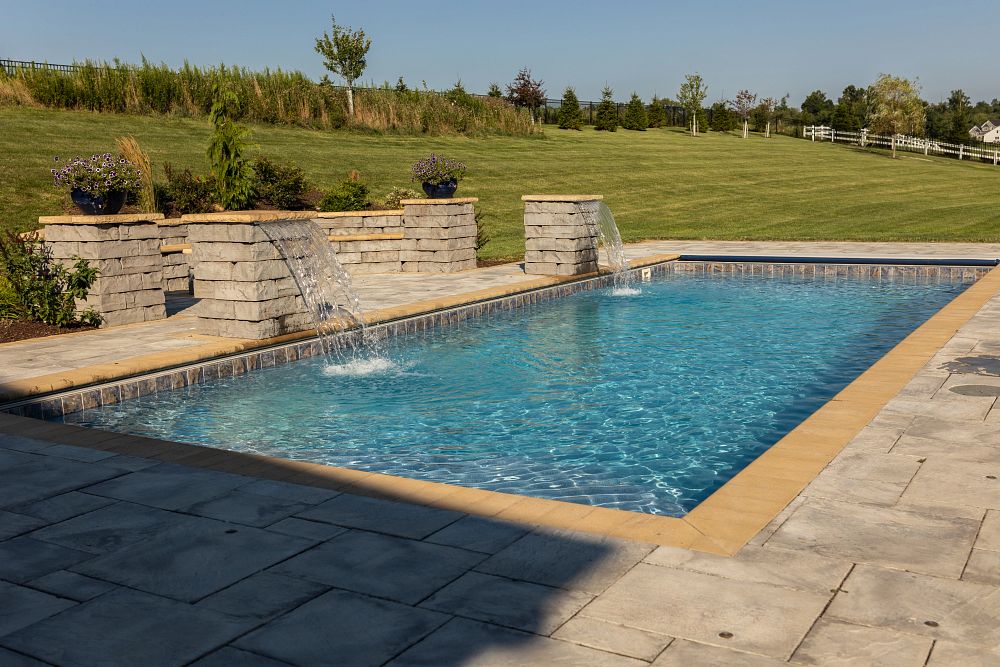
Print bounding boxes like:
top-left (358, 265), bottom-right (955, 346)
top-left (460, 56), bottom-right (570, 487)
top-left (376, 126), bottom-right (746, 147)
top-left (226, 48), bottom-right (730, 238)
top-left (399, 198), bottom-right (478, 205)
top-left (521, 195), bottom-right (603, 202)
top-left (38, 213), bottom-right (166, 225)
top-left (180, 211), bottom-right (317, 224)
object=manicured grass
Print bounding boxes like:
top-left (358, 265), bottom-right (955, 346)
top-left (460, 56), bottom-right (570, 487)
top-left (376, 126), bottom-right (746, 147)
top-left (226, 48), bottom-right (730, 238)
top-left (2, 107), bottom-right (999, 260)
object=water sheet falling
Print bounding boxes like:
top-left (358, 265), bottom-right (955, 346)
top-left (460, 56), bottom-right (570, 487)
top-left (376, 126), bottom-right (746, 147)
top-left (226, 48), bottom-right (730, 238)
top-left (583, 202), bottom-right (637, 294)
top-left (262, 219), bottom-right (385, 369)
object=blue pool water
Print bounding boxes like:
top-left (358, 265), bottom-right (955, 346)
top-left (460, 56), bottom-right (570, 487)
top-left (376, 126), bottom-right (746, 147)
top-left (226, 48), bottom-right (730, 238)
top-left (65, 272), bottom-right (968, 516)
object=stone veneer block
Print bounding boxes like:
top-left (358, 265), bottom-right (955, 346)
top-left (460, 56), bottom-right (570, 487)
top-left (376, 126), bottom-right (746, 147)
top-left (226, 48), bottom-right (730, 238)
top-left (521, 195), bottom-right (603, 276)
top-left (39, 214), bottom-right (167, 327)
top-left (400, 198), bottom-right (478, 273)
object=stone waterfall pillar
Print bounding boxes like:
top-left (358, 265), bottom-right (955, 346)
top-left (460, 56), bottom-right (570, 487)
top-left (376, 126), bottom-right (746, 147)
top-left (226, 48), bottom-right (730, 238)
top-left (38, 213), bottom-right (167, 327)
top-left (522, 195), bottom-right (602, 276)
top-left (184, 211), bottom-right (316, 340)
top-left (400, 197), bottom-right (478, 273)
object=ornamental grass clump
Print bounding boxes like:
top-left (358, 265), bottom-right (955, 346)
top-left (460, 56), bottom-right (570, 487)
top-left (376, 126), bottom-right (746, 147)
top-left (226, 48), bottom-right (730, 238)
top-left (410, 154), bottom-right (466, 185)
top-left (50, 153), bottom-right (142, 197)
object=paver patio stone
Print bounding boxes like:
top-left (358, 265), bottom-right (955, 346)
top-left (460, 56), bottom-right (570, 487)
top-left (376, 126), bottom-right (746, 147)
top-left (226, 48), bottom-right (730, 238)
top-left (475, 527), bottom-right (654, 595)
top-left (420, 571), bottom-right (592, 635)
top-left (239, 478), bottom-right (338, 504)
top-left (38, 443), bottom-right (118, 463)
top-left (235, 589), bottom-right (450, 666)
top-left (926, 640), bottom-right (1000, 666)
top-left (650, 639), bottom-right (788, 666)
top-left (389, 617), bottom-right (645, 667)
top-left (71, 519), bottom-right (315, 602)
top-left (977, 510), bottom-right (1000, 550)
top-left (0, 435), bottom-right (54, 453)
top-left (645, 544), bottom-right (850, 593)
top-left (900, 458), bottom-right (1000, 510)
top-left (0, 647), bottom-right (49, 666)
top-left (190, 647), bottom-right (293, 667)
top-left (294, 492), bottom-right (463, 539)
top-left (0, 510), bottom-right (45, 540)
top-left (264, 516), bottom-right (347, 541)
top-left (766, 497), bottom-right (979, 577)
top-left (0, 580), bottom-right (76, 637)
top-left (82, 463), bottom-right (250, 511)
top-left (0, 588), bottom-right (251, 667)
top-left (269, 529), bottom-right (484, 605)
top-left (0, 536), bottom-right (95, 583)
top-left (27, 570), bottom-right (116, 602)
top-left (904, 416), bottom-right (1000, 444)
top-left (9, 491), bottom-right (115, 523)
top-left (891, 434), bottom-right (1000, 464)
top-left (182, 490), bottom-right (312, 527)
top-left (30, 500), bottom-right (203, 554)
top-left (580, 563), bottom-right (829, 659)
top-left (962, 548), bottom-right (1000, 585)
top-left (424, 516), bottom-right (529, 554)
top-left (551, 616), bottom-right (673, 661)
top-left (819, 451), bottom-right (922, 485)
top-left (802, 472), bottom-right (907, 506)
top-left (0, 452), bottom-right (122, 508)
top-left (196, 571), bottom-right (329, 620)
top-left (826, 564), bottom-right (1000, 647)
top-left (883, 395), bottom-right (995, 421)
top-left (791, 618), bottom-right (933, 666)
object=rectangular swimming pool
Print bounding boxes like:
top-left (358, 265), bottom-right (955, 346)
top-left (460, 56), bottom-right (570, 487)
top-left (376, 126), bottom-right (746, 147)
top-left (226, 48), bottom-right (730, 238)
top-left (62, 269), bottom-right (969, 516)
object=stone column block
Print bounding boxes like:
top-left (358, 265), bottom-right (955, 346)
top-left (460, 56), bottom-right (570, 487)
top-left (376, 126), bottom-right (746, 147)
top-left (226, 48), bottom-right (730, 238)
top-left (521, 196), bottom-right (603, 276)
top-left (401, 198), bottom-right (478, 273)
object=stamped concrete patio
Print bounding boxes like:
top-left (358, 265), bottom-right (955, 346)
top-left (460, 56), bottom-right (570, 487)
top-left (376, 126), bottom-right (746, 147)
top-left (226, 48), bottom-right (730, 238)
top-left (1, 241), bottom-right (999, 665)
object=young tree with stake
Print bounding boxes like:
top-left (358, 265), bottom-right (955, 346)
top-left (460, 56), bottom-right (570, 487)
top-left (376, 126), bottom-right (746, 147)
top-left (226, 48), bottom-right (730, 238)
top-left (314, 15), bottom-right (371, 117)
top-left (760, 97), bottom-right (777, 138)
top-left (678, 74), bottom-right (708, 136)
top-left (732, 89), bottom-right (756, 138)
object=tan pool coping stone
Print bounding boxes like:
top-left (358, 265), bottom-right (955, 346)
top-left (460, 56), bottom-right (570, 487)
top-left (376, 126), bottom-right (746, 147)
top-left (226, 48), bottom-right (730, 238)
top-left (521, 194), bottom-right (604, 202)
top-left (38, 213), bottom-right (166, 225)
top-left (399, 197), bottom-right (478, 205)
top-left (180, 211), bottom-right (318, 223)
top-left (314, 210), bottom-right (404, 218)
top-left (2, 254), bottom-right (996, 556)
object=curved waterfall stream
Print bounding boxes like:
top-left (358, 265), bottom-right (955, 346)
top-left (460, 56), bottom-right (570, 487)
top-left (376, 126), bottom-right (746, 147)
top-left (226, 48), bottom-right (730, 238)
top-left (583, 202), bottom-right (637, 294)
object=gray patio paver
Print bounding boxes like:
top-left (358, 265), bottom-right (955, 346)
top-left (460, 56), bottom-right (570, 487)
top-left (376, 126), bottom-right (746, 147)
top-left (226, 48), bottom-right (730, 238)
top-left (269, 529), bottom-right (484, 605)
top-left (196, 572), bottom-right (329, 621)
top-left (29, 500), bottom-right (203, 554)
top-left (899, 458), bottom-right (1000, 510)
top-left (239, 478), bottom-right (339, 505)
top-left (0, 510), bottom-right (45, 540)
top-left (580, 563), bottom-right (830, 659)
top-left (27, 570), bottom-right (116, 602)
top-left (976, 509), bottom-right (1000, 550)
top-left (389, 617), bottom-right (646, 667)
top-left (552, 615), bottom-right (673, 662)
top-left (802, 471), bottom-right (907, 507)
top-left (0, 452), bottom-right (123, 508)
top-left (424, 515), bottom-right (529, 554)
top-left (190, 647), bottom-right (294, 667)
top-left (891, 433), bottom-right (1000, 464)
top-left (650, 639), bottom-right (788, 666)
top-left (765, 497), bottom-right (980, 578)
top-left (71, 519), bottom-right (316, 602)
top-left (962, 549), bottom-right (1000, 585)
top-left (926, 641), bottom-right (1000, 666)
top-left (826, 564), bottom-right (1000, 648)
top-left (82, 463), bottom-right (251, 511)
top-left (295, 492), bottom-right (463, 539)
top-left (235, 589), bottom-right (450, 667)
top-left (0, 647), bottom-right (50, 667)
top-left (263, 516), bottom-right (347, 541)
top-left (0, 580), bottom-right (76, 637)
top-left (420, 571), bottom-right (592, 635)
top-left (790, 618), bottom-right (933, 666)
top-left (10, 490), bottom-right (115, 523)
top-left (475, 527), bottom-right (654, 595)
top-left (644, 544), bottom-right (850, 593)
top-left (0, 536), bottom-right (95, 584)
top-left (181, 489), bottom-right (312, 528)
top-left (0, 588), bottom-right (252, 667)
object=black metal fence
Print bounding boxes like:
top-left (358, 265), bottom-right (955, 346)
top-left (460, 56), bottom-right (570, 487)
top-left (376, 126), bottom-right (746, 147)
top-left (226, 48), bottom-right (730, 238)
top-left (1, 59), bottom-right (81, 74)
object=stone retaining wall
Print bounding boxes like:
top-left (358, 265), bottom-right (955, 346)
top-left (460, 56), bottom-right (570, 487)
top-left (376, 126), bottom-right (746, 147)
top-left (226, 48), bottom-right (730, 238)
top-left (38, 214), bottom-right (167, 327)
top-left (522, 195), bottom-right (602, 276)
top-left (158, 221), bottom-right (191, 293)
top-left (401, 198), bottom-right (478, 273)
top-left (313, 211), bottom-right (404, 274)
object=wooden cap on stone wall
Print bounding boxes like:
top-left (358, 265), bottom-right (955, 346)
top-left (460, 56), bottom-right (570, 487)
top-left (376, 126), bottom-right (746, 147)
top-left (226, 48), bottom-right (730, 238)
top-left (39, 213), bottom-right (166, 225)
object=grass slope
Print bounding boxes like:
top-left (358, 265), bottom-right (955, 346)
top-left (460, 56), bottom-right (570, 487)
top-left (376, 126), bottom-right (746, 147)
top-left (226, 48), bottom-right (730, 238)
top-left (2, 107), bottom-right (998, 260)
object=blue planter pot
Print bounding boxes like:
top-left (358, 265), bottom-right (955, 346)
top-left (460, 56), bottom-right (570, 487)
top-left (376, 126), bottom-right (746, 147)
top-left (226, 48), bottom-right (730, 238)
top-left (421, 180), bottom-right (459, 199)
top-left (71, 188), bottom-right (126, 215)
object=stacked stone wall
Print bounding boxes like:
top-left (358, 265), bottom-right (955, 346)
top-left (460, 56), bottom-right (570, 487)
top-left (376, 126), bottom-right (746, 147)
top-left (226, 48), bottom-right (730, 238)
top-left (400, 198), bottom-right (478, 273)
top-left (522, 197), bottom-right (601, 276)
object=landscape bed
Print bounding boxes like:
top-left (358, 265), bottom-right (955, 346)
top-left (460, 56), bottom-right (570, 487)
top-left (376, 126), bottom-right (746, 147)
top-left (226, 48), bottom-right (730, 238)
top-left (28, 261), bottom-right (983, 517)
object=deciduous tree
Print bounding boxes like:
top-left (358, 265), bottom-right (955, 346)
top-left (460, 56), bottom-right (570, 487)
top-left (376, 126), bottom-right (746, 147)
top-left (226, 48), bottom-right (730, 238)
top-left (759, 97), bottom-right (777, 138)
top-left (506, 68), bottom-right (545, 123)
top-left (732, 89), bottom-right (756, 138)
top-left (314, 15), bottom-right (371, 117)
top-left (868, 74), bottom-right (925, 158)
top-left (800, 90), bottom-right (834, 126)
top-left (678, 74), bottom-right (708, 136)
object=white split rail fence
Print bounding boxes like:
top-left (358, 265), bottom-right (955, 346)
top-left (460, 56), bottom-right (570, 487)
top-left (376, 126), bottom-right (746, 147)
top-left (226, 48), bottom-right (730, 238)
top-left (804, 126), bottom-right (1000, 166)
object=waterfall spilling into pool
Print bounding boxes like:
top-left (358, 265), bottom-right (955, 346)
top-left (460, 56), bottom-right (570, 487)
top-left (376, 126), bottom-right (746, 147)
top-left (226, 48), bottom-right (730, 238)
top-left (262, 220), bottom-right (387, 372)
top-left (585, 202), bottom-right (637, 295)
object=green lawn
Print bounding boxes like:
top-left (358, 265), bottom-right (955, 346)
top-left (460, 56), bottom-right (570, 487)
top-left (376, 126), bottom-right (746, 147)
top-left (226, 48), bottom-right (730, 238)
top-left (2, 107), bottom-right (998, 260)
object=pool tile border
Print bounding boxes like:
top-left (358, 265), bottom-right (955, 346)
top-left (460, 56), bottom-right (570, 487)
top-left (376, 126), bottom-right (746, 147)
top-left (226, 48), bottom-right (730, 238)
top-left (1, 257), bottom-right (996, 555)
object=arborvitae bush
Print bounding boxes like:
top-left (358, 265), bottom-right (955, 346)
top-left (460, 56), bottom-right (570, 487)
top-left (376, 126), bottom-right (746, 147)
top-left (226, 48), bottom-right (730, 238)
top-left (594, 86), bottom-right (618, 132)
top-left (647, 97), bottom-right (668, 128)
top-left (558, 87), bottom-right (584, 130)
top-left (622, 93), bottom-right (648, 131)
top-left (709, 101), bottom-right (737, 132)
top-left (251, 157), bottom-right (309, 210)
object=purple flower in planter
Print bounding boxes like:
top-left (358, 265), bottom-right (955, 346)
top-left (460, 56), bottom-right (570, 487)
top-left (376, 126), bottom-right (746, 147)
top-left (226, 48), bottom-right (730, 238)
top-left (411, 154), bottom-right (467, 186)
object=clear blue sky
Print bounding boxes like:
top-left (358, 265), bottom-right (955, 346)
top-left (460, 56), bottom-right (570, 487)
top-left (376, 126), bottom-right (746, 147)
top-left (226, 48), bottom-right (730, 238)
top-left (1, 0), bottom-right (995, 105)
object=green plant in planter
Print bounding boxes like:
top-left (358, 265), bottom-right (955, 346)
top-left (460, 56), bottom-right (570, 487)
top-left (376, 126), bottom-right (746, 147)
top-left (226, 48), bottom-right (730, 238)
top-left (0, 231), bottom-right (101, 327)
top-left (51, 153), bottom-right (142, 214)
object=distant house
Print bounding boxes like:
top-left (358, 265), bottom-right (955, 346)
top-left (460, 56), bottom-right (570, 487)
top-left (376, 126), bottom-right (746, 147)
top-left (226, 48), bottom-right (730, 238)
top-left (970, 119), bottom-right (1000, 143)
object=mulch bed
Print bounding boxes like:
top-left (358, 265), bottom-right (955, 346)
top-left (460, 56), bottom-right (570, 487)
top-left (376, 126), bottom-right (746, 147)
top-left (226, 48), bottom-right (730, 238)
top-left (0, 320), bottom-right (96, 344)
